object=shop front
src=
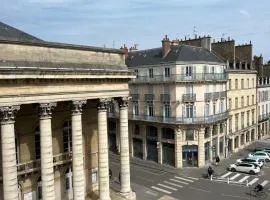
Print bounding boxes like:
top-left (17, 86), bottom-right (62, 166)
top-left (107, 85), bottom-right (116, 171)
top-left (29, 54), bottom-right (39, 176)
top-left (182, 145), bottom-right (198, 167)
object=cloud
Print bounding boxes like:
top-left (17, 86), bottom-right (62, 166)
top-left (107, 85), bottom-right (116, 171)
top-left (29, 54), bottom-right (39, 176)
top-left (239, 9), bottom-right (251, 18)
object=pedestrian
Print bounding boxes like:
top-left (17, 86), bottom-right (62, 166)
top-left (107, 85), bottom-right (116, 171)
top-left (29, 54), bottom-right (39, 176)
top-left (208, 166), bottom-right (214, 178)
top-left (215, 155), bottom-right (220, 166)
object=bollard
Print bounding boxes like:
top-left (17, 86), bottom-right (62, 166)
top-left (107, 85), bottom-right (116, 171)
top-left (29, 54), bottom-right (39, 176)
top-left (210, 174), bottom-right (213, 181)
top-left (227, 177), bottom-right (230, 184)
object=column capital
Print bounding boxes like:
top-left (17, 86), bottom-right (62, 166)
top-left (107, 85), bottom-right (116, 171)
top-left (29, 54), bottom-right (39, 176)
top-left (71, 100), bottom-right (86, 114)
top-left (39, 103), bottom-right (56, 118)
top-left (119, 96), bottom-right (131, 108)
top-left (98, 98), bottom-right (111, 110)
top-left (0, 105), bottom-right (20, 122)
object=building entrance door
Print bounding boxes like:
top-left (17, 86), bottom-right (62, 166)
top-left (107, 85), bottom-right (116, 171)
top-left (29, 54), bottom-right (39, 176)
top-left (162, 143), bottom-right (175, 166)
top-left (147, 140), bottom-right (158, 162)
top-left (182, 145), bottom-right (198, 167)
top-left (133, 138), bottom-right (143, 159)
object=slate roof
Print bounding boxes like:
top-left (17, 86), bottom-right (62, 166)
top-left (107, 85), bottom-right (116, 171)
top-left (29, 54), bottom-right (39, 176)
top-left (0, 21), bottom-right (42, 42)
top-left (126, 45), bottom-right (224, 67)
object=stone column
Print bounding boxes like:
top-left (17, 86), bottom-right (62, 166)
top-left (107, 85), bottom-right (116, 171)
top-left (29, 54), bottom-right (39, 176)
top-left (157, 127), bottom-right (162, 164)
top-left (39, 103), bottom-right (56, 200)
top-left (198, 127), bottom-right (205, 167)
top-left (142, 125), bottom-right (147, 160)
top-left (119, 97), bottom-right (135, 199)
top-left (0, 105), bottom-right (20, 200)
top-left (216, 125), bottom-right (220, 157)
top-left (175, 127), bottom-right (182, 168)
top-left (71, 100), bottom-right (86, 200)
top-left (209, 125), bottom-right (213, 162)
top-left (98, 99), bottom-right (111, 200)
top-left (231, 136), bottom-right (235, 152)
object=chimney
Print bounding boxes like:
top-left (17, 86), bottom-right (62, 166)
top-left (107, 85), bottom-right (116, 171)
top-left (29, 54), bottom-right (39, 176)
top-left (161, 34), bottom-right (171, 57)
top-left (120, 44), bottom-right (128, 58)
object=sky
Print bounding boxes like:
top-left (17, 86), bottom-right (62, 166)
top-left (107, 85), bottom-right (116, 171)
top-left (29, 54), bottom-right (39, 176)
top-left (1, 0), bottom-right (270, 61)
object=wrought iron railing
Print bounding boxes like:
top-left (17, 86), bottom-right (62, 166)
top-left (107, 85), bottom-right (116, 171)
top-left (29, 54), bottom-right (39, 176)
top-left (182, 94), bottom-right (196, 102)
top-left (205, 91), bottom-right (226, 101)
top-left (259, 113), bottom-right (270, 122)
top-left (130, 73), bottom-right (227, 83)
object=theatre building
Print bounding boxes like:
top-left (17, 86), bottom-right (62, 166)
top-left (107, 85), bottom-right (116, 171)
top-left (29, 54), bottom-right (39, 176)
top-left (0, 22), bottom-right (135, 200)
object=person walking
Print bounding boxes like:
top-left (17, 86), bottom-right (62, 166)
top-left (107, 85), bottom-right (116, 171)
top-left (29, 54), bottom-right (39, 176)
top-left (215, 155), bottom-right (220, 166)
top-left (208, 166), bottom-right (214, 179)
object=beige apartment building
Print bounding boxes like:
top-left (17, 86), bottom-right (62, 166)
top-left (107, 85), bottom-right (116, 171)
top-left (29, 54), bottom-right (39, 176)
top-left (109, 36), bottom-right (228, 168)
top-left (212, 39), bottom-right (258, 155)
top-left (0, 22), bottom-right (135, 200)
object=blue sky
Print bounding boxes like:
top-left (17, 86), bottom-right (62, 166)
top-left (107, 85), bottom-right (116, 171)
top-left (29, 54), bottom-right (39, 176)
top-left (1, 0), bottom-right (270, 61)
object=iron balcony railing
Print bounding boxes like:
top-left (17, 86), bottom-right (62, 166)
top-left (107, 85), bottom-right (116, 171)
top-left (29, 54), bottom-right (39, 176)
top-left (160, 94), bottom-right (170, 102)
top-left (258, 113), bottom-right (270, 122)
top-left (204, 91), bottom-right (226, 101)
top-left (144, 94), bottom-right (155, 101)
top-left (182, 94), bottom-right (196, 102)
top-left (128, 111), bottom-right (228, 125)
top-left (130, 73), bottom-right (227, 83)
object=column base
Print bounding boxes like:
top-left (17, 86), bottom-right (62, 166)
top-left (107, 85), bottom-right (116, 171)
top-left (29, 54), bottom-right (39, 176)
top-left (119, 191), bottom-right (136, 200)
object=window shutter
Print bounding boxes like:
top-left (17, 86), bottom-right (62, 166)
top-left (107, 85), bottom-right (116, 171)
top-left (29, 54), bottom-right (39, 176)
top-left (193, 105), bottom-right (196, 118)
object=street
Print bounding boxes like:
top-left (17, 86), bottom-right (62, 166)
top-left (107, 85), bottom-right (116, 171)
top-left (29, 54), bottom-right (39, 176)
top-left (109, 144), bottom-right (270, 200)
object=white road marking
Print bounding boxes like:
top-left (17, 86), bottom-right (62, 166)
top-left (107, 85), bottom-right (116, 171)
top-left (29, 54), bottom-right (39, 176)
top-left (248, 178), bottom-right (259, 186)
top-left (151, 186), bottom-right (171, 194)
top-left (175, 176), bottom-right (194, 182)
top-left (185, 176), bottom-right (199, 180)
top-left (261, 180), bottom-right (269, 186)
top-left (164, 181), bottom-right (183, 188)
top-left (238, 175), bottom-right (250, 183)
top-left (221, 172), bottom-right (232, 178)
top-left (170, 179), bottom-right (189, 184)
top-left (230, 173), bottom-right (241, 180)
top-left (157, 183), bottom-right (177, 191)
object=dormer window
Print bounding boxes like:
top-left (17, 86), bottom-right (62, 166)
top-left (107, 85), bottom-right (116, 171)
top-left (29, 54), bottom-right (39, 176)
top-left (149, 68), bottom-right (154, 78)
top-left (165, 67), bottom-right (170, 77)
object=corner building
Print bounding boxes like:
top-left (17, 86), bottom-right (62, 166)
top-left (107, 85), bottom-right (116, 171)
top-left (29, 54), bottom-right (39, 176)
top-left (112, 36), bottom-right (228, 168)
top-left (0, 22), bottom-right (135, 200)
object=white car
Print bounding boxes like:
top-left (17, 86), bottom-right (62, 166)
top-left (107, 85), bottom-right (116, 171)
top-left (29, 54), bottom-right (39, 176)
top-left (229, 163), bottom-right (260, 175)
top-left (236, 157), bottom-right (264, 168)
top-left (248, 151), bottom-right (270, 162)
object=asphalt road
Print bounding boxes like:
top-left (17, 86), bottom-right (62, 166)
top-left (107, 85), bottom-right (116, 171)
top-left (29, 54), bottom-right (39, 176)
top-left (109, 144), bottom-right (270, 200)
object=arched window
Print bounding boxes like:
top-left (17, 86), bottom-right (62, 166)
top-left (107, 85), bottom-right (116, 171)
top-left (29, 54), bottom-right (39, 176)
top-left (35, 126), bottom-right (40, 159)
top-left (63, 120), bottom-right (72, 152)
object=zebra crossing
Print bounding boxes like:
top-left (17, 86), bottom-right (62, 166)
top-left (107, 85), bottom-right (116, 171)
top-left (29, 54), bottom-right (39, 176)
top-left (150, 175), bottom-right (198, 194)
top-left (217, 172), bottom-right (269, 188)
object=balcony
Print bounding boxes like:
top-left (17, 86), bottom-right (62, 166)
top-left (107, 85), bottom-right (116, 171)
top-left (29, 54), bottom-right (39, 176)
top-left (0, 152), bottom-right (73, 179)
top-left (204, 93), bottom-right (212, 101)
top-left (204, 91), bottom-right (226, 101)
top-left (220, 91), bottom-right (226, 98)
top-left (130, 73), bottom-right (227, 84)
top-left (160, 94), bottom-right (170, 102)
top-left (213, 92), bottom-right (220, 99)
top-left (144, 94), bottom-right (154, 101)
top-left (128, 111), bottom-right (228, 125)
top-left (182, 94), bottom-right (196, 102)
top-left (259, 113), bottom-right (270, 122)
top-left (131, 94), bottom-right (140, 101)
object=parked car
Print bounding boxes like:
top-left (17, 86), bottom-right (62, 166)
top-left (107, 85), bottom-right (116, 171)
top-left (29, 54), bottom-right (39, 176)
top-left (229, 163), bottom-right (260, 175)
top-left (236, 157), bottom-right (264, 168)
top-left (255, 148), bottom-right (270, 156)
top-left (248, 151), bottom-right (270, 162)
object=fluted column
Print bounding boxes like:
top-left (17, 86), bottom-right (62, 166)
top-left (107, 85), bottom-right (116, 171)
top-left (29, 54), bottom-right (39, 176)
top-left (175, 127), bottom-right (182, 168)
top-left (0, 105), bottom-right (20, 200)
top-left (119, 97), bottom-right (135, 199)
top-left (98, 99), bottom-right (110, 200)
top-left (39, 103), bottom-right (56, 200)
top-left (71, 100), bottom-right (86, 200)
top-left (198, 127), bottom-right (205, 167)
top-left (209, 125), bottom-right (213, 162)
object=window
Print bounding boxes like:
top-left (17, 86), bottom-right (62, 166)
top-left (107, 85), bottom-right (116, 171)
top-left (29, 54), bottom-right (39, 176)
top-left (220, 100), bottom-right (224, 112)
top-left (164, 104), bottom-right (170, 118)
top-left (35, 126), bottom-right (40, 159)
top-left (247, 111), bottom-right (250, 126)
top-left (252, 78), bottom-right (255, 88)
top-left (185, 66), bottom-right (192, 77)
top-left (241, 112), bottom-right (244, 128)
top-left (252, 109), bottom-right (255, 124)
top-left (229, 116), bottom-right (232, 133)
top-left (235, 79), bottom-right (238, 89)
top-left (229, 79), bottom-right (232, 90)
top-left (213, 101), bottom-right (216, 114)
top-left (235, 97), bottom-right (238, 109)
top-left (247, 78), bottom-right (249, 88)
top-left (235, 114), bottom-right (239, 131)
top-left (229, 98), bottom-right (232, 110)
top-left (220, 124), bottom-right (223, 133)
top-left (252, 95), bottom-right (255, 105)
top-left (205, 103), bottom-right (210, 116)
top-left (133, 102), bottom-right (139, 115)
top-left (186, 84), bottom-right (193, 94)
top-left (134, 69), bottom-right (138, 78)
top-left (185, 130), bottom-right (194, 140)
top-left (247, 96), bottom-right (249, 106)
top-left (134, 124), bottom-right (140, 135)
top-left (148, 102), bottom-right (154, 116)
top-left (186, 104), bottom-right (194, 118)
top-left (162, 128), bottom-right (175, 140)
top-left (63, 120), bottom-right (72, 153)
top-left (165, 67), bottom-right (170, 77)
top-left (241, 79), bottom-right (244, 89)
top-left (149, 68), bottom-right (153, 78)
top-left (241, 96), bottom-right (244, 107)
